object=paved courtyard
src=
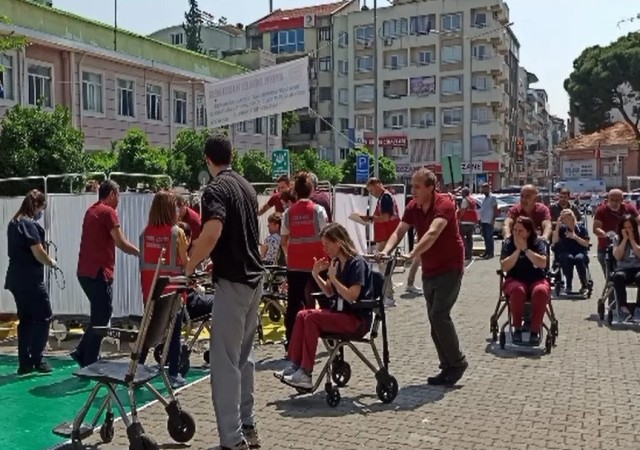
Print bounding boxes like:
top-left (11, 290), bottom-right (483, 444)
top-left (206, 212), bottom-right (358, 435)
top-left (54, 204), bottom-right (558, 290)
top-left (75, 242), bottom-right (640, 450)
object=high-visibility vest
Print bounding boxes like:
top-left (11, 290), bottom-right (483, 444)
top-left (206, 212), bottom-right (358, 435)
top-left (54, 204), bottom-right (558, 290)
top-left (459, 196), bottom-right (480, 224)
top-left (373, 190), bottom-right (400, 243)
top-left (139, 224), bottom-right (184, 304)
top-left (285, 200), bottom-right (326, 272)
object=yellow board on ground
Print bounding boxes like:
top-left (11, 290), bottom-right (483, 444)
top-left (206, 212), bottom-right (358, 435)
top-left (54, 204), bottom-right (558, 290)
top-left (183, 313), bottom-right (285, 344)
top-left (0, 321), bottom-right (18, 341)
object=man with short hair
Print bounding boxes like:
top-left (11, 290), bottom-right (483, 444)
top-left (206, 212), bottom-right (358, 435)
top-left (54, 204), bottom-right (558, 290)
top-left (478, 183), bottom-right (498, 258)
top-left (71, 180), bottom-right (139, 367)
top-left (258, 175), bottom-right (289, 216)
top-left (503, 184), bottom-right (552, 241)
top-left (185, 134), bottom-right (264, 450)
top-left (550, 188), bottom-right (582, 224)
top-left (379, 168), bottom-right (467, 386)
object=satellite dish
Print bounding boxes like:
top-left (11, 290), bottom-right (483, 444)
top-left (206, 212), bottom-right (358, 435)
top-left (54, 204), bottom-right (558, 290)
top-left (198, 170), bottom-right (210, 186)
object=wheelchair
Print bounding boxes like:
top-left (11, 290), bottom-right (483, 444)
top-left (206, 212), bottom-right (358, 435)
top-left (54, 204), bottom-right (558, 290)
top-left (274, 252), bottom-right (403, 408)
top-left (490, 243), bottom-right (559, 354)
top-left (53, 256), bottom-right (197, 450)
top-left (596, 236), bottom-right (640, 325)
top-left (257, 264), bottom-right (288, 344)
top-left (550, 246), bottom-right (594, 299)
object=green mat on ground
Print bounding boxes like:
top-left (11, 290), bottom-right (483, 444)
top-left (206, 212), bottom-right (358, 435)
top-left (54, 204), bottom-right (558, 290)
top-left (0, 355), bottom-right (208, 450)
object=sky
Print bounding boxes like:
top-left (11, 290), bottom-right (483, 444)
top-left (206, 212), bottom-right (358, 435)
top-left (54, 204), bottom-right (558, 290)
top-left (52, 0), bottom-right (639, 119)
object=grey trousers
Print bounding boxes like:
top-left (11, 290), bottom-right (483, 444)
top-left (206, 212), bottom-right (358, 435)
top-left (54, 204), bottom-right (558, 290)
top-left (460, 223), bottom-right (475, 260)
top-left (422, 270), bottom-right (466, 370)
top-left (210, 278), bottom-right (262, 447)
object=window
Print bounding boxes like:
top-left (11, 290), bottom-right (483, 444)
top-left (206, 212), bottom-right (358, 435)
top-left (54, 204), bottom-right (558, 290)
top-left (388, 113), bottom-right (405, 128)
top-left (269, 115), bottom-right (279, 136)
top-left (270, 29), bottom-right (305, 54)
top-left (382, 18), bottom-right (408, 37)
top-left (338, 31), bottom-right (349, 47)
top-left (473, 75), bottom-right (489, 91)
top-left (410, 15), bottom-right (435, 35)
top-left (0, 54), bottom-right (15, 101)
top-left (473, 11), bottom-right (487, 28)
top-left (319, 87), bottom-right (332, 101)
top-left (472, 106), bottom-right (491, 123)
top-left (236, 121), bottom-right (247, 133)
top-left (355, 115), bottom-right (374, 130)
top-left (441, 13), bottom-right (462, 32)
top-left (299, 119), bottom-right (315, 134)
top-left (442, 107), bottom-right (463, 126)
top-left (318, 26), bottom-right (331, 41)
top-left (388, 54), bottom-right (406, 69)
top-left (338, 60), bottom-right (348, 75)
top-left (409, 139), bottom-right (436, 162)
top-left (254, 117), bottom-right (263, 134)
top-left (441, 45), bottom-right (462, 63)
top-left (339, 148), bottom-right (351, 160)
top-left (442, 76), bottom-right (462, 94)
top-left (354, 25), bottom-right (374, 43)
top-left (355, 84), bottom-right (374, 103)
top-left (117, 78), bottom-right (135, 117)
top-left (319, 57), bottom-right (332, 71)
top-left (339, 118), bottom-right (349, 131)
top-left (27, 62), bottom-right (53, 107)
top-left (174, 90), bottom-right (187, 125)
top-left (81, 71), bottom-right (103, 114)
top-left (356, 56), bottom-right (373, 72)
top-left (338, 89), bottom-right (348, 105)
top-left (320, 117), bottom-right (332, 132)
top-left (170, 33), bottom-right (184, 45)
top-left (442, 140), bottom-right (463, 158)
top-left (417, 51), bottom-right (432, 65)
top-left (196, 94), bottom-right (206, 127)
top-left (421, 111), bottom-right (435, 126)
top-left (146, 84), bottom-right (163, 121)
top-left (473, 44), bottom-right (491, 60)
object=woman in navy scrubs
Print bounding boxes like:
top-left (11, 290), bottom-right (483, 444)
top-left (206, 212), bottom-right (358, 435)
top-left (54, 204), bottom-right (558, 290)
top-left (5, 190), bottom-right (57, 375)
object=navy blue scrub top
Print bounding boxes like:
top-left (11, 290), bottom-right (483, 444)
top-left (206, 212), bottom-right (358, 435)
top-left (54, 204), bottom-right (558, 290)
top-left (5, 217), bottom-right (46, 290)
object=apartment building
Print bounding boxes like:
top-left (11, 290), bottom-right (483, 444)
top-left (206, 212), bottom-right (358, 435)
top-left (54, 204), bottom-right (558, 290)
top-left (245, 0), bottom-right (361, 156)
top-left (332, 0), bottom-right (515, 187)
top-left (0, 0), bottom-right (253, 152)
top-left (149, 23), bottom-right (246, 59)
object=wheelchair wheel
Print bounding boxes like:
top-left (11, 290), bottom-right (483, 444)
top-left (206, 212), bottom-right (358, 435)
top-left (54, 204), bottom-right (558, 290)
top-left (325, 388), bottom-right (341, 407)
top-left (153, 345), bottom-right (164, 365)
top-left (267, 304), bottom-right (282, 322)
top-left (167, 409), bottom-right (196, 443)
top-left (99, 412), bottom-right (115, 443)
top-left (597, 302), bottom-right (605, 321)
top-left (203, 350), bottom-right (210, 364)
top-left (499, 331), bottom-right (506, 349)
top-left (331, 361), bottom-right (351, 387)
top-left (376, 376), bottom-right (399, 404)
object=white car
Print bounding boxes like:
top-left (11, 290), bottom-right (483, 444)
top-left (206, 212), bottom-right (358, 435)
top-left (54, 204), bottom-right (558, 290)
top-left (472, 194), bottom-right (517, 238)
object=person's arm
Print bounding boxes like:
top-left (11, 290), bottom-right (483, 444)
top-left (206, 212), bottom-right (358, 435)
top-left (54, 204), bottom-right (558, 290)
top-left (524, 241), bottom-right (548, 269)
top-left (107, 210), bottom-right (139, 256)
top-left (174, 227), bottom-right (190, 268)
top-left (551, 223), bottom-right (561, 244)
top-left (185, 187), bottom-right (225, 275)
top-left (316, 205), bottom-right (328, 230)
top-left (572, 226), bottom-right (590, 249)
top-left (23, 222), bottom-right (56, 267)
top-left (258, 193), bottom-right (277, 216)
top-left (630, 237), bottom-right (640, 258)
top-left (593, 207), bottom-right (606, 237)
top-left (503, 207), bottom-right (516, 238)
top-left (613, 235), bottom-right (627, 261)
top-left (540, 205), bottom-right (552, 241)
top-left (411, 199), bottom-right (453, 258)
top-left (371, 193), bottom-right (393, 223)
top-left (260, 242), bottom-right (268, 260)
top-left (500, 240), bottom-right (519, 272)
top-left (492, 197), bottom-right (499, 222)
top-left (328, 260), bottom-right (363, 303)
top-left (280, 210), bottom-right (290, 255)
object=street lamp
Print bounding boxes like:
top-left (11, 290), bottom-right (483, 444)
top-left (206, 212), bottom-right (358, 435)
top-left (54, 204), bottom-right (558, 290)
top-left (373, 0), bottom-right (379, 178)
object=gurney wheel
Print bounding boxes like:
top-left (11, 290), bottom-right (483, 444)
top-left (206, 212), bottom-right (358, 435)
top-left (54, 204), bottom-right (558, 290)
top-left (376, 375), bottom-right (398, 404)
top-left (167, 409), bottom-right (196, 443)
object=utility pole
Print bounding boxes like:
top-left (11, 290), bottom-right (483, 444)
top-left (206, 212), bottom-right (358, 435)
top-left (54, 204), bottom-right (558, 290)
top-left (372, 0), bottom-right (379, 178)
top-left (114, 0), bottom-right (118, 51)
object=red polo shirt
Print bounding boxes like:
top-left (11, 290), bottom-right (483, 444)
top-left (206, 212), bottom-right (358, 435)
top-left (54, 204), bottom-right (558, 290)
top-left (182, 207), bottom-right (202, 241)
top-left (267, 192), bottom-right (285, 213)
top-left (77, 201), bottom-right (119, 281)
top-left (402, 195), bottom-right (464, 276)
top-left (507, 202), bottom-right (551, 232)
top-left (594, 202), bottom-right (639, 250)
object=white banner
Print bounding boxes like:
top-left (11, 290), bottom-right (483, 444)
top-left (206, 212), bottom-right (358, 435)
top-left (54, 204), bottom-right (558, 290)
top-left (205, 58), bottom-right (310, 128)
top-left (461, 161), bottom-right (483, 174)
top-left (562, 159), bottom-right (596, 179)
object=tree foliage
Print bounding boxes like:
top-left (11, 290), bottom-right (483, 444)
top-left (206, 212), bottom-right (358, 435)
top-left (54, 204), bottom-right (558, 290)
top-left (0, 15), bottom-right (27, 56)
top-left (113, 128), bottom-right (172, 189)
top-left (237, 150), bottom-right (272, 183)
top-left (341, 148), bottom-right (397, 185)
top-left (565, 32), bottom-right (640, 137)
top-left (290, 149), bottom-right (343, 185)
top-left (183, 0), bottom-right (203, 53)
top-left (171, 128), bottom-right (210, 189)
top-left (281, 111), bottom-right (299, 147)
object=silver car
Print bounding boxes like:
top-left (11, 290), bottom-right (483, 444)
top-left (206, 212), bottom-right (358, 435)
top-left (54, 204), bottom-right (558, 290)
top-left (473, 194), bottom-right (517, 238)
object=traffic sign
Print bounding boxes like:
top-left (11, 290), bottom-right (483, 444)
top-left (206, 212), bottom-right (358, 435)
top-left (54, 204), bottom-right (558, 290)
top-left (271, 149), bottom-right (290, 179)
top-left (356, 154), bottom-right (370, 183)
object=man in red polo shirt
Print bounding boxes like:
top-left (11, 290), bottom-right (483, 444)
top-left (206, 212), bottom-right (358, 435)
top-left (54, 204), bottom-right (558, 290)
top-left (503, 184), bottom-right (552, 241)
top-left (177, 196), bottom-right (202, 241)
top-left (259, 175), bottom-right (289, 216)
top-left (70, 180), bottom-right (139, 367)
top-left (378, 168), bottom-right (467, 387)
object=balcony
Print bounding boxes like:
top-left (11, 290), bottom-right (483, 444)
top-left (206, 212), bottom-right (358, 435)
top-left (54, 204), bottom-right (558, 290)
top-left (471, 55), bottom-right (502, 74)
top-left (410, 108), bottom-right (436, 129)
top-left (490, 33), bottom-right (509, 55)
top-left (490, 1), bottom-right (510, 25)
top-left (472, 119), bottom-right (505, 141)
top-left (383, 79), bottom-right (408, 99)
top-left (471, 86), bottom-right (507, 106)
top-left (383, 109), bottom-right (408, 130)
top-left (383, 49), bottom-right (409, 71)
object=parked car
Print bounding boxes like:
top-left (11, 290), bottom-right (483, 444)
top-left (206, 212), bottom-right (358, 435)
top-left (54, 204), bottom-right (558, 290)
top-left (469, 194), bottom-right (517, 238)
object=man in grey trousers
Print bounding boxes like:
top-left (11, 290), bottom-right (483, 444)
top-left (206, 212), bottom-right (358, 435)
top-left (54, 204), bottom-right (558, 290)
top-left (185, 134), bottom-right (264, 450)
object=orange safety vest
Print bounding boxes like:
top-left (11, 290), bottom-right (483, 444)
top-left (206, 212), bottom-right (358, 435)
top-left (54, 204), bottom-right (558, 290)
top-left (285, 200), bottom-right (326, 272)
top-left (458, 196), bottom-right (480, 224)
top-left (373, 190), bottom-right (401, 243)
top-left (139, 224), bottom-right (184, 304)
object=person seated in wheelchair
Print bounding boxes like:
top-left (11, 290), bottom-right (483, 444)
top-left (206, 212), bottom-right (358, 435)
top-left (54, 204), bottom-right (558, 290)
top-left (276, 222), bottom-right (374, 390)
top-left (552, 209), bottom-right (590, 295)
top-left (501, 216), bottom-right (551, 346)
top-left (611, 214), bottom-right (640, 322)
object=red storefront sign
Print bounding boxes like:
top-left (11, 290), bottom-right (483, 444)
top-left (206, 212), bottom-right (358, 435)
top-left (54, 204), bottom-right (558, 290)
top-left (364, 135), bottom-right (408, 148)
top-left (258, 17), bottom-right (305, 32)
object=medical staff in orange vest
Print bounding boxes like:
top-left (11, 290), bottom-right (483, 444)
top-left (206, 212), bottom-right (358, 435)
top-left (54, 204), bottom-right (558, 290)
top-left (457, 187), bottom-right (480, 262)
top-left (280, 171), bottom-right (328, 352)
top-left (365, 177), bottom-right (400, 307)
top-left (139, 191), bottom-right (190, 388)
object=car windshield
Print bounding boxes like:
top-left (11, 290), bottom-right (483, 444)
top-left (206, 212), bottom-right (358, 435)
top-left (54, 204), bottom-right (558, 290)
top-left (497, 195), bottom-right (519, 205)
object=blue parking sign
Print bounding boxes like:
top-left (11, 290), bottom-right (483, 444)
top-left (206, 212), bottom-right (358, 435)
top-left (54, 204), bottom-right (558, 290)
top-left (356, 154), bottom-right (370, 183)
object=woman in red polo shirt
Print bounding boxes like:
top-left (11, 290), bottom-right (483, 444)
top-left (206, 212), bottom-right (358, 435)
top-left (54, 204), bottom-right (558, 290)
top-left (139, 191), bottom-right (190, 388)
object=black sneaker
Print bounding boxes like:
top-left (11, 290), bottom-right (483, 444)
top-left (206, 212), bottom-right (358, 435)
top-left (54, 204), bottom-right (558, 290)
top-left (529, 333), bottom-right (540, 346)
top-left (444, 361), bottom-right (468, 386)
top-left (17, 366), bottom-right (33, 375)
top-left (426, 370), bottom-right (449, 386)
top-left (35, 361), bottom-right (53, 373)
top-left (512, 329), bottom-right (523, 343)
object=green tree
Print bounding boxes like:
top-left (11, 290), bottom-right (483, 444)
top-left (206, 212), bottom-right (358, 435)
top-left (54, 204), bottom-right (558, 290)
top-left (564, 32), bottom-right (640, 138)
top-left (232, 148), bottom-right (244, 175)
top-left (183, 0), bottom-right (203, 53)
top-left (0, 15), bottom-right (27, 56)
top-left (341, 148), bottom-right (397, 185)
top-left (290, 148), bottom-right (343, 184)
top-left (238, 150), bottom-right (272, 183)
top-left (114, 128), bottom-right (171, 189)
top-left (281, 111), bottom-right (298, 147)
top-left (171, 128), bottom-right (210, 188)
top-left (84, 149), bottom-right (117, 174)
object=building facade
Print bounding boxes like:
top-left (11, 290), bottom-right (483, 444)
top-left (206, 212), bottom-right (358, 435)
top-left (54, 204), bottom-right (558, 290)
top-left (148, 24), bottom-right (246, 59)
top-left (331, 0), bottom-right (515, 187)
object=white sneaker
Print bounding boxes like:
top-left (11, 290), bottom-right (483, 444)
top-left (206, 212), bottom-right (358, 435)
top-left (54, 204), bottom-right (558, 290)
top-left (275, 364), bottom-right (298, 378)
top-left (383, 297), bottom-right (397, 308)
top-left (283, 368), bottom-right (312, 389)
top-left (405, 285), bottom-right (423, 294)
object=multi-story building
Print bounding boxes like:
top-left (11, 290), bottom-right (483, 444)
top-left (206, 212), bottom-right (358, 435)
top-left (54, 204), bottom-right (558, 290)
top-left (149, 23), bottom-right (246, 60)
top-left (245, 0), bottom-right (361, 155)
top-left (332, 0), bottom-right (515, 187)
top-left (0, 0), bottom-right (247, 151)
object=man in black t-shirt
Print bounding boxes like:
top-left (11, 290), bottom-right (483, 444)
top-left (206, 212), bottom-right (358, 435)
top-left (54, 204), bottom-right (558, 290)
top-left (185, 134), bottom-right (263, 450)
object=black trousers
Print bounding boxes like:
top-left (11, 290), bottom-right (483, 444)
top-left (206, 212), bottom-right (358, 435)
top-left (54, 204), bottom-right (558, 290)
top-left (285, 270), bottom-right (314, 349)
top-left (74, 270), bottom-right (113, 367)
top-left (10, 282), bottom-right (52, 368)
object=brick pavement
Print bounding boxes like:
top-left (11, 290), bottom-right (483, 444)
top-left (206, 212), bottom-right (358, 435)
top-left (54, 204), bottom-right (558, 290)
top-left (75, 245), bottom-right (640, 450)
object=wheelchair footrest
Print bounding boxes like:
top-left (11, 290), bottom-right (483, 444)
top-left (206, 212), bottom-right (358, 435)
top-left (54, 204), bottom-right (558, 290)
top-left (52, 421), bottom-right (94, 440)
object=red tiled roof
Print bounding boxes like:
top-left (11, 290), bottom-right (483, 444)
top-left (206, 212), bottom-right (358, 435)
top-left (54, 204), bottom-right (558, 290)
top-left (257, 1), bottom-right (350, 24)
top-left (560, 121), bottom-right (639, 150)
